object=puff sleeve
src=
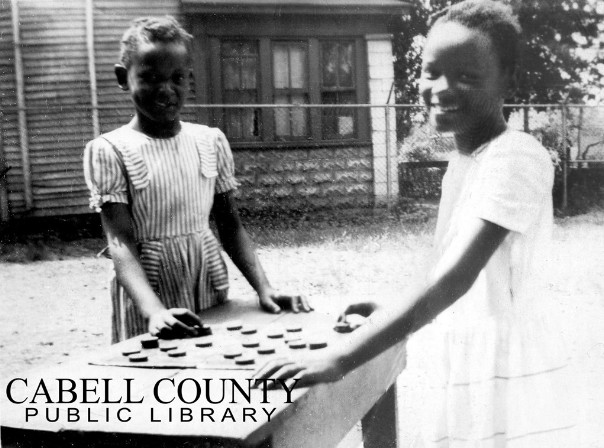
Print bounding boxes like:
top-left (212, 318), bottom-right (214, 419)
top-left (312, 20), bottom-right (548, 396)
top-left (471, 133), bottom-right (554, 234)
top-left (213, 129), bottom-right (240, 194)
top-left (83, 138), bottom-right (129, 212)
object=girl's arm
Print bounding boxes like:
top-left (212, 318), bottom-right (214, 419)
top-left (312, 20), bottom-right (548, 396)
top-left (212, 191), bottom-right (311, 313)
top-left (253, 217), bottom-right (508, 385)
top-left (101, 203), bottom-right (202, 337)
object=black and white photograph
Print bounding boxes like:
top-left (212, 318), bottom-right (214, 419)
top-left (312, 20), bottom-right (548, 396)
top-left (1, 0), bottom-right (604, 446)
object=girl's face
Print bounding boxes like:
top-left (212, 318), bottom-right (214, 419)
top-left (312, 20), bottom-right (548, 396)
top-left (125, 41), bottom-right (189, 129)
top-left (419, 22), bottom-right (511, 136)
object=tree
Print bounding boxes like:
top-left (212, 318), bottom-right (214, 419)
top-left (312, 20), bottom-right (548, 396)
top-left (391, 0), bottom-right (604, 105)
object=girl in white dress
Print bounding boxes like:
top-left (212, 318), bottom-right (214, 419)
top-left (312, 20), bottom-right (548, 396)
top-left (254, 1), bottom-right (576, 445)
top-left (84, 16), bottom-right (311, 342)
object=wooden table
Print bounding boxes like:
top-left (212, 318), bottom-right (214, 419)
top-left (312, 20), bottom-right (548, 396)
top-left (1, 301), bottom-right (406, 448)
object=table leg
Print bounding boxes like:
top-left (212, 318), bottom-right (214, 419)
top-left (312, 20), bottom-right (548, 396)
top-left (361, 383), bottom-right (398, 448)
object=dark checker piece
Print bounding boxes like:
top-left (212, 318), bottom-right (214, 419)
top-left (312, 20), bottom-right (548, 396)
top-left (168, 349), bottom-right (187, 358)
top-left (285, 324), bottom-right (302, 333)
top-left (195, 339), bottom-right (213, 348)
top-left (242, 338), bottom-right (260, 348)
top-left (266, 330), bottom-right (284, 339)
top-left (334, 322), bottom-right (353, 333)
top-left (226, 320), bottom-right (243, 331)
top-left (223, 347), bottom-right (243, 359)
top-left (241, 325), bottom-right (257, 335)
top-left (122, 347), bottom-right (141, 356)
top-left (289, 340), bottom-right (307, 349)
top-left (309, 339), bottom-right (328, 350)
top-left (129, 353), bottom-right (148, 363)
top-left (235, 354), bottom-right (256, 365)
top-left (257, 344), bottom-right (276, 355)
top-left (140, 335), bottom-right (159, 349)
top-left (193, 324), bottom-right (213, 337)
top-left (159, 342), bottom-right (178, 352)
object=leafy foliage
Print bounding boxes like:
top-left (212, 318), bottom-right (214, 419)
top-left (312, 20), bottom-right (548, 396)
top-left (391, 0), bottom-right (604, 107)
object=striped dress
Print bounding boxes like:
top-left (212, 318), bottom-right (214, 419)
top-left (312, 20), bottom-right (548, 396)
top-left (83, 123), bottom-right (239, 343)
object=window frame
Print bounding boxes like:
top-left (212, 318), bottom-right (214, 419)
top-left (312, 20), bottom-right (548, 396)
top-left (210, 35), bottom-right (369, 146)
top-left (218, 39), bottom-right (262, 142)
top-left (271, 40), bottom-right (311, 141)
top-left (319, 39), bottom-right (358, 140)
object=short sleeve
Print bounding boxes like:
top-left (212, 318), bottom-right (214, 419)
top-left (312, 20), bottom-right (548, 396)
top-left (83, 138), bottom-right (129, 212)
top-left (213, 129), bottom-right (240, 194)
top-left (471, 133), bottom-right (554, 234)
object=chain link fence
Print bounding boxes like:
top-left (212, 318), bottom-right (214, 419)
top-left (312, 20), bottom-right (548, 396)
top-left (397, 104), bottom-right (604, 211)
top-left (0, 103), bottom-right (602, 228)
top-left (185, 104), bottom-right (390, 223)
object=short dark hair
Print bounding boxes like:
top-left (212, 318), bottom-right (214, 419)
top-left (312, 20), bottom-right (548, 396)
top-left (119, 16), bottom-right (193, 68)
top-left (431, 0), bottom-right (521, 75)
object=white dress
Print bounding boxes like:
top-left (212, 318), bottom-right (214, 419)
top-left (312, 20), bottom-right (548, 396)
top-left (410, 130), bottom-right (577, 447)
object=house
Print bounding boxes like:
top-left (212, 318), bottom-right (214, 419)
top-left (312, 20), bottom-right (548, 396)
top-left (0, 0), bottom-right (409, 222)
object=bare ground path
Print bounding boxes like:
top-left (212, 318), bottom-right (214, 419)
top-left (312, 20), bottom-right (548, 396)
top-left (1, 210), bottom-right (603, 446)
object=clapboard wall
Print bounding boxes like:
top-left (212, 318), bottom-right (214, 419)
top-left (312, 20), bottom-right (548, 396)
top-left (0, 0), bottom-right (399, 220)
top-left (0, 0), bottom-right (184, 219)
top-left (1, 0), bottom-right (21, 220)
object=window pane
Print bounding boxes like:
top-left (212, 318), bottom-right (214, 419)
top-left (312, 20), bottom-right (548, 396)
top-left (221, 42), bottom-right (239, 58)
top-left (321, 41), bottom-right (354, 88)
top-left (224, 107), bottom-right (259, 139)
top-left (225, 109), bottom-right (243, 139)
top-left (273, 45), bottom-right (289, 89)
top-left (274, 94), bottom-right (291, 137)
top-left (221, 40), bottom-right (259, 140)
top-left (322, 91), bottom-right (355, 138)
top-left (290, 93), bottom-right (308, 137)
top-left (339, 42), bottom-right (354, 87)
top-left (238, 42), bottom-right (257, 57)
top-left (223, 59), bottom-right (241, 90)
top-left (241, 57), bottom-right (257, 89)
top-left (289, 45), bottom-right (307, 89)
top-left (321, 42), bottom-right (338, 87)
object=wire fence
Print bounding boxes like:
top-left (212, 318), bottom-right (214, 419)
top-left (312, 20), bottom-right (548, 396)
top-left (396, 103), bottom-right (604, 211)
top-left (0, 103), bottom-right (603, 225)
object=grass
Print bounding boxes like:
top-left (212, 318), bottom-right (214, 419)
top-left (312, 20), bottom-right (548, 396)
top-left (0, 203), bottom-right (438, 262)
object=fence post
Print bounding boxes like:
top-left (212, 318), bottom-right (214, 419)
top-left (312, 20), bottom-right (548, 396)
top-left (561, 104), bottom-right (568, 211)
top-left (86, 0), bottom-right (100, 137)
top-left (523, 106), bottom-right (529, 132)
top-left (10, 0), bottom-right (33, 211)
top-left (385, 105), bottom-right (392, 210)
top-left (0, 110), bottom-right (10, 222)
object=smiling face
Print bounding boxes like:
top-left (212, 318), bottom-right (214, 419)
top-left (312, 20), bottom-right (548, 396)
top-left (120, 40), bottom-right (189, 135)
top-left (419, 21), bottom-right (511, 140)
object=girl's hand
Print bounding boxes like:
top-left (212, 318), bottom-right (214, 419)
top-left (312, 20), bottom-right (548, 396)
top-left (258, 288), bottom-right (313, 314)
top-left (252, 349), bottom-right (345, 389)
top-left (148, 308), bottom-right (203, 339)
top-left (338, 301), bottom-right (379, 328)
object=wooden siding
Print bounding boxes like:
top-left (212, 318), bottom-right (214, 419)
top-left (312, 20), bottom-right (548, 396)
top-left (1, 1), bottom-right (91, 216)
top-left (1, 0), bottom-right (23, 217)
top-left (0, 0), bottom-right (392, 219)
top-left (93, 0), bottom-right (186, 137)
top-left (1, 0), bottom-right (185, 217)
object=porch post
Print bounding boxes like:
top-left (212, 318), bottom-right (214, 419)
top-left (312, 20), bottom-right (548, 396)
top-left (365, 33), bottom-right (398, 207)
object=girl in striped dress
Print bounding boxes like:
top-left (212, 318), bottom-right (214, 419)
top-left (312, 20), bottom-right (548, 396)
top-left (84, 16), bottom-right (311, 343)
top-left (254, 1), bottom-right (577, 445)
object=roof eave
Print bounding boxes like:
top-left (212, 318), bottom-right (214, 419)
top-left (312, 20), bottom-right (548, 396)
top-left (182, 1), bottom-right (412, 15)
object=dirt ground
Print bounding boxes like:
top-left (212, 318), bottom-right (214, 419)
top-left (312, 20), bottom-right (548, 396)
top-left (1, 209), bottom-right (603, 446)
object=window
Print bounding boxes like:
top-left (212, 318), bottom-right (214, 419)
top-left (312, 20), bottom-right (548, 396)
top-left (220, 41), bottom-right (260, 140)
top-left (272, 42), bottom-right (309, 139)
top-left (321, 41), bottom-right (356, 139)
top-left (214, 37), bottom-right (366, 144)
